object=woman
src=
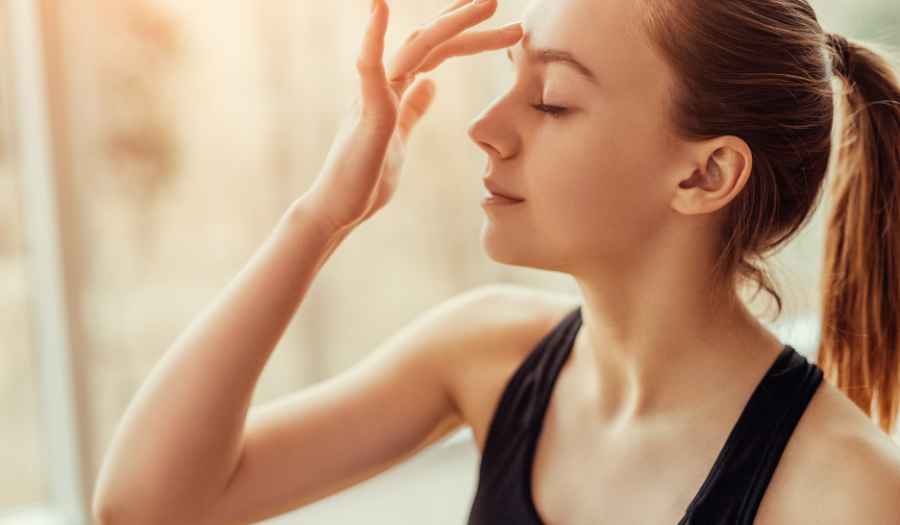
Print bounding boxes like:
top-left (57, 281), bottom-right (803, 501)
top-left (92, 0), bottom-right (900, 523)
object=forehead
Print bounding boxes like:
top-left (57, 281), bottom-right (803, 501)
top-left (517, 0), bottom-right (670, 92)
top-left (519, 0), bottom-right (631, 54)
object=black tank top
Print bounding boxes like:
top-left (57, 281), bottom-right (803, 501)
top-left (467, 307), bottom-right (824, 525)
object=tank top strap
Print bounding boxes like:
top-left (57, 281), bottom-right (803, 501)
top-left (680, 345), bottom-right (824, 525)
top-left (480, 306), bottom-right (582, 459)
top-left (469, 306), bottom-right (582, 525)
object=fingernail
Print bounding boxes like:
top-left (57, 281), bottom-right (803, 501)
top-left (473, 0), bottom-right (491, 5)
top-left (370, 0), bottom-right (377, 14)
top-left (501, 21), bottom-right (521, 31)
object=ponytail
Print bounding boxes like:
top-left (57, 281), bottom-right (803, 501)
top-left (820, 34), bottom-right (900, 435)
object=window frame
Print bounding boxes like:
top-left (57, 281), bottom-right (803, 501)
top-left (1, 0), bottom-right (87, 523)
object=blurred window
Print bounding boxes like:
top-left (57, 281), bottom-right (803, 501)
top-left (0, 1), bottom-right (85, 524)
top-left (0, 11), bottom-right (47, 514)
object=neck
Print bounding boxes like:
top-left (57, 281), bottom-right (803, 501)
top-left (570, 243), bottom-right (784, 422)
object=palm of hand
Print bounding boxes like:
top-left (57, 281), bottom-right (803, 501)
top-left (365, 124), bottom-right (406, 221)
top-left (304, 0), bottom-right (522, 232)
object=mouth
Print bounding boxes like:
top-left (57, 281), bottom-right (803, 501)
top-left (482, 177), bottom-right (524, 207)
top-left (481, 189), bottom-right (525, 206)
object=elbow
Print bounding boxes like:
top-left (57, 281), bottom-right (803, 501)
top-left (93, 459), bottom-right (145, 525)
top-left (92, 480), bottom-right (117, 525)
top-left (92, 489), bottom-right (190, 525)
top-left (93, 504), bottom-right (191, 525)
top-left (92, 493), bottom-right (130, 525)
top-left (93, 466), bottom-right (218, 525)
top-left (92, 505), bottom-right (120, 525)
top-left (93, 488), bottom-right (148, 525)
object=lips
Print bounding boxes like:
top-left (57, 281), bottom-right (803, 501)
top-left (482, 177), bottom-right (524, 203)
top-left (482, 190), bottom-right (524, 206)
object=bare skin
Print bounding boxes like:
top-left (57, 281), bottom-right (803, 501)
top-left (92, 0), bottom-right (900, 524)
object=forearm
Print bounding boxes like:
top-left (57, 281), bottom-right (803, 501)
top-left (93, 196), bottom-right (349, 524)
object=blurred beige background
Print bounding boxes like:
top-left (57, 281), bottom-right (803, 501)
top-left (0, 0), bottom-right (898, 521)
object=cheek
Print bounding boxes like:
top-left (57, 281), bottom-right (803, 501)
top-left (527, 115), bottom-right (673, 253)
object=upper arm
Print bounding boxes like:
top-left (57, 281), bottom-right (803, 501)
top-left (760, 380), bottom-right (900, 525)
top-left (866, 459), bottom-right (900, 524)
top-left (816, 435), bottom-right (900, 525)
top-left (203, 284), bottom-right (577, 525)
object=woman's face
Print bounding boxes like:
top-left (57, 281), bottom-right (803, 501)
top-left (468, 0), bottom-right (691, 273)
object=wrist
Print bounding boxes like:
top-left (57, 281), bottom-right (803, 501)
top-left (284, 195), bottom-right (355, 243)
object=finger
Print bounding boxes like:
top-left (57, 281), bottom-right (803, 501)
top-left (384, 0), bottom-right (498, 83)
top-left (356, 0), bottom-right (396, 124)
top-left (414, 24), bottom-right (522, 74)
top-left (396, 77), bottom-right (436, 145)
top-left (422, 0), bottom-right (472, 26)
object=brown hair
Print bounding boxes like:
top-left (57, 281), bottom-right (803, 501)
top-left (636, 0), bottom-right (900, 433)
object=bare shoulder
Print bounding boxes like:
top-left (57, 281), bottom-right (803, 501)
top-left (409, 283), bottom-right (581, 450)
top-left (411, 283), bottom-right (580, 353)
top-left (758, 378), bottom-right (900, 525)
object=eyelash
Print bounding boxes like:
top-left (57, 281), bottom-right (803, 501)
top-left (528, 102), bottom-right (568, 118)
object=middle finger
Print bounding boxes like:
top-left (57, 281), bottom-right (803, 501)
top-left (384, 0), bottom-right (498, 82)
top-left (422, 0), bottom-right (472, 25)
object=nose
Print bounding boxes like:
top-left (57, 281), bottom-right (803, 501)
top-left (467, 92), bottom-right (518, 160)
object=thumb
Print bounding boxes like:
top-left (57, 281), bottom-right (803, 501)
top-left (396, 77), bottom-right (436, 144)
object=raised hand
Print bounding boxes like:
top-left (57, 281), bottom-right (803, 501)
top-left (303, 0), bottom-right (522, 232)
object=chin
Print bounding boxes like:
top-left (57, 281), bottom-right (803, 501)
top-left (480, 217), bottom-right (611, 275)
top-left (480, 219), bottom-right (554, 270)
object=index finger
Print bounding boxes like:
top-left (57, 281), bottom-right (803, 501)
top-left (412, 24), bottom-right (522, 74)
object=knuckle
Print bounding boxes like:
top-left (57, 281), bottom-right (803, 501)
top-left (355, 57), bottom-right (374, 71)
top-left (419, 31), bottom-right (440, 52)
top-left (389, 72), bottom-right (412, 85)
top-left (403, 27), bottom-right (423, 45)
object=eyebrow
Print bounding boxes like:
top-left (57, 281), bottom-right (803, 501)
top-left (507, 45), bottom-right (599, 86)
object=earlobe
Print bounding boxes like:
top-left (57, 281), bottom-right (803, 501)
top-left (671, 137), bottom-right (752, 216)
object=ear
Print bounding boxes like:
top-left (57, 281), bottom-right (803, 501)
top-left (670, 136), bottom-right (753, 216)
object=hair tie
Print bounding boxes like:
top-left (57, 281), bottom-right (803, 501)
top-left (826, 33), bottom-right (852, 79)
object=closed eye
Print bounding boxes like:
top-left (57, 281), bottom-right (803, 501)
top-left (529, 103), bottom-right (568, 118)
